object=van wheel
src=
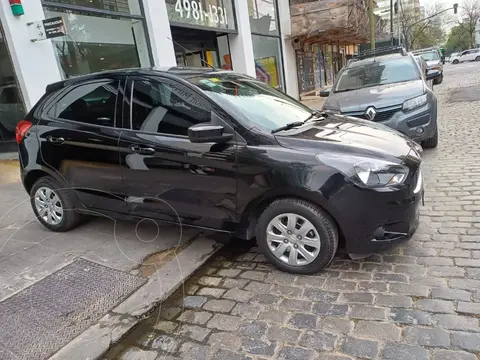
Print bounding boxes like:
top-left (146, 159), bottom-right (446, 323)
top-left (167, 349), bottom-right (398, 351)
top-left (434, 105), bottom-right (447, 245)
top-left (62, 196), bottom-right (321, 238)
top-left (422, 128), bottom-right (438, 149)
top-left (452, 59), bottom-right (459, 64)
top-left (256, 198), bottom-right (338, 274)
top-left (30, 176), bottom-right (82, 232)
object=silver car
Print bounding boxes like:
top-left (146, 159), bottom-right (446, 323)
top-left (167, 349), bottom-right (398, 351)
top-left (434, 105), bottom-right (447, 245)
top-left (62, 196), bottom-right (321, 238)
top-left (413, 49), bottom-right (443, 84)
top-left (321, 48), bottom-right (441, 148)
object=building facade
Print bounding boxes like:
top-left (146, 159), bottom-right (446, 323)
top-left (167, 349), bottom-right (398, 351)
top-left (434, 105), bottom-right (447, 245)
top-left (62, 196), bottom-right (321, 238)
top-left (0, 0), bottom-right (298, 153)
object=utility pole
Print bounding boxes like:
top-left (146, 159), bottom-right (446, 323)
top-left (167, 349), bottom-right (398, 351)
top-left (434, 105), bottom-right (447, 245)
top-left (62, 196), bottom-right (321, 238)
top-left (369, 0), bottom-right (375, 49)
top-left (390, 0), bottom-right (394, 45)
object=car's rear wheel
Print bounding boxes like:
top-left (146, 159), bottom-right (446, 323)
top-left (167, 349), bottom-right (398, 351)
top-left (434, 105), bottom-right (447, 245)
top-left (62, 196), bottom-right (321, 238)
top-left (256, 198), bottom-right (338, 274)
top-left (452, 59), bottom-right (459, 64)
top-left (476, 56), bottom-right (480, 61)
top-left (422, 127), bottom-right (438, 149)
top-left (30, 176), bottom-right (82, 232)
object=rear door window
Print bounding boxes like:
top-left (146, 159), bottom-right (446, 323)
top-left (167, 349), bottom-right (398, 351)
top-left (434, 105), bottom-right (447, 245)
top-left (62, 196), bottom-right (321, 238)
top-left (49, 80), bottom-right (120, 127)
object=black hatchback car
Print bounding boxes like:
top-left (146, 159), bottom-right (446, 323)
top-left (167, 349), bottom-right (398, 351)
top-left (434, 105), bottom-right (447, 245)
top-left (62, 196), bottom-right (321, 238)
top-left (16, 67), bottom-right (423, 274)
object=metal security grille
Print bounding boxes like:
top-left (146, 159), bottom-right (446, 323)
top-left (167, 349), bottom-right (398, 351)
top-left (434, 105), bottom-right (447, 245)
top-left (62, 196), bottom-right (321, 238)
top-left (0, 258), bottom-right (146, 360)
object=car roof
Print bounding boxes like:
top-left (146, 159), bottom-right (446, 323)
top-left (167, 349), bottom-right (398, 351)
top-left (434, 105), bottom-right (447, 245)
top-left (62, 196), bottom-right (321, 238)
top-left (45, 67), bottom-right (242, 93)
top-left (347, 53), bottom-right (407, 68)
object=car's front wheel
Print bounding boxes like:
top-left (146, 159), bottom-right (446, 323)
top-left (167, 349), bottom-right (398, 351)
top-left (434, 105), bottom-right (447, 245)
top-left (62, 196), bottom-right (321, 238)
top-left (30, 176), bottom-right (82, 232)
top-left (256, 198), bottom-right (338, 274)
top-left (434, 73), bottom-right (443, 85)
top-left (453, 59), bottom-right (459, 64)
top-left (422, 127), bottom-right (438, 149)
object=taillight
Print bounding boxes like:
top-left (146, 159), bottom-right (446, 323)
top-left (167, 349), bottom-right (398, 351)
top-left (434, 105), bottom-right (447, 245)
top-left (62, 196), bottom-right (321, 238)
top-left (15, 120), bottom-right (32, 144)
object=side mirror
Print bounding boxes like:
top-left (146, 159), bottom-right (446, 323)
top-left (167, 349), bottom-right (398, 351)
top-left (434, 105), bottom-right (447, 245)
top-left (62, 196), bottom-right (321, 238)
top-left (319, 89), bottom-right (331, 97)
top-left (426, 69), bottom-right (441, 81)
top-left (188, 123), bottom-right (233, 143)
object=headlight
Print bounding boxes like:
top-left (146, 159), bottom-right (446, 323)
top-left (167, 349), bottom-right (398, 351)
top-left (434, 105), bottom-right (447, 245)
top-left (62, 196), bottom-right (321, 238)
top-left (315, 154), bottom-right (409, 189)
top-left (403, 94), bottom-right (428, 111)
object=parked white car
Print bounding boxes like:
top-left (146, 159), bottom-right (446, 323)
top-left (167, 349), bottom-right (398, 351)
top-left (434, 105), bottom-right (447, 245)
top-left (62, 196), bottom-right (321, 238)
top-left (451, 49), bottom-right (480, 64)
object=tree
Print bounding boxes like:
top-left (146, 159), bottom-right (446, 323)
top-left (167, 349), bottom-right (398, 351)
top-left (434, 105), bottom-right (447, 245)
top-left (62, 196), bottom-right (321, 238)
top-left (445, 24), bottom-right (473, 52)
top-left (458, 0), bottom-right (480, 48)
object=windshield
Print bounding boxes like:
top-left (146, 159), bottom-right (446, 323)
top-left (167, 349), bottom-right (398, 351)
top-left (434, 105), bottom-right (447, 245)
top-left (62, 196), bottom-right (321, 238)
top-left (419, 51), bottom-right (440, 61)
top-left (186, 73), bottom-right (313, 131)
top-left (334, 57), bottom-right (419, 92)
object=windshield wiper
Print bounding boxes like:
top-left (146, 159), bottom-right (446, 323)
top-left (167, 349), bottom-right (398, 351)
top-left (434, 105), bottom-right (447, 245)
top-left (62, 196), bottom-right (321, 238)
top-left (271, 110), bottom-right (324, 134)
top-left (271, 121), bottom-right (305, 134)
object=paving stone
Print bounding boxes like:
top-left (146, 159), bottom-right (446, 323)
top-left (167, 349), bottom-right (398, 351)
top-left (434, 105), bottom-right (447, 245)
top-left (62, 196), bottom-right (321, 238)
top-left (312, 302), bottom-right (348, 316)
top-left (272, 284), bottom-right (303, 298)
top-left (381, 343), bottom-right (429, 360)
top-left (265, 272), bottom-right (297, 285)
top-left (223, 288), bottom-right (254, 302)
top-left (404, 326), bottom-right (451, 347)
top-left (239, 321), bottom-right (268, 337)
top-left (278, 346), bottom-right (316, 360)
top-left (415, 299), bottom-right (454, 313)
top-left (404, 247), bottom-right (437, 257)
top-left (457, 301), bottom-right (480, 315)
top-left (266, 325), bottom-right (301, 343)
top-left (153, 320), bottom-right (178, 333)
top-left (221, 278), bottom-right (249, 289)
top-left (240, 338), bottom-right (276, 356)
top-left (317, 317), bottom-right (354, 334)
top-left (451, 332), bottom-right (480, 351)
top-left (244, 281), bottom-right (272, 293)
top-left (288, 313), bottom-right (318, 329)
top-left (177, 310), bottom-right (212, 325)
top-left (393, 265), bottom-right (427, 276)
top-left (198, 276), bottom-right (222, 286)
top-left (350, 305), bottom-right (387, 321)
top-left (440, 249), bottom-right (471, 258)
top-left (373, 273), bottom-right (408, 282)
top-left (466, 268), bottom-right (480, 279)
top-left (299, 331), bottom-right (337, 351)
top-left (340, 337), bottom-right (379, 360)
top-left (208, 332), bottom-right (240, 349)
top-left (203, 299), bottom-right (236, 313)
top-left (239, 270), bottom-right (267, 281)
top-left (412, 275), bottom-right (447, 287)
top-left (431, 350), bottom-right (478, 360)
top-left (389, 308), bottom-right (433, 325)
top-left (358, 281), bottom-right (388, 292)
top-left (281, 298), bottom-right (312, 311)
top-left (258, 308), bottom-right (289, 324)
top-left (330, 260), bottom-right (361, 271)
top-left (340, 271), bottom-right (372, 280)
top-left (314, 355), bottom-right (355, 360)
top-left (455, 258), bottom-right (480, 267)
top-left (449, 278), bottom-right (480, 289)
top-left (183, 295), bottom-right (208, 309)
top-left (295, 276), bottom-right (326, 287)
top-left (160, 306), bottom-right (182, 320)
top-left (196, 287), bottom-right (226, 298)
top-left (217, 269), bottom-right (242, 277)
top-left (303, 288), bottom-right (339, 302)
top-left (231, 302), bottom-right (263, 319)
top-left (389, 283), bottom-right (430, 297)
top-left (119, 347), bottom-right (157, 360)
top-left (211, 349), bottom-right (252, 360)
top-left (354, 321), bottom-right (401, 341)
top-left (207, 314), bottom-right (242, 331)
top-left (151, 335), bottom-right (179, 353)
top-left (176, 324), bottom-right (211, 342)
top-left (384, 255), bottom-right (417, 264)
top-left (362, 263), bottom-right (394, 272)
top-left (376, 294), bottom-right (413, 308)
top-left (251, 293), bottom-right (281, 305)
top-left (323, 279), bottom-right (357, 291)
top-left (434, 314), bottom-right (480, 331)
top-left (338, 292), bottom-right (374, 304)
top-left (178, 342), bottom-right (211, 360)
top-left (431, 287), bottom-right (471, 301)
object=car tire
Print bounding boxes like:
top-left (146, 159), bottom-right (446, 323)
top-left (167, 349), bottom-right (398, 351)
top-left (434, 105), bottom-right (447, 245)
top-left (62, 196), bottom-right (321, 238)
top-left (422, 127), bottom-right (438, 149)
top-left (256, 198), bottom-right (338, 274)
top-left (476, 56), bottom-right (480, 61)
top-left (30, 176), bottom-right (82, 232)
top-left (434, 74), bottom-right (443, 85)
top-left (453, 59), bottom-right (459, 64)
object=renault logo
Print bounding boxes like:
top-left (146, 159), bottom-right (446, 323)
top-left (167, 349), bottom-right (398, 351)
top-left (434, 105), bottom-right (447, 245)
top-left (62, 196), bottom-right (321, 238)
top-left (365, 107), bottom-right (377, 120)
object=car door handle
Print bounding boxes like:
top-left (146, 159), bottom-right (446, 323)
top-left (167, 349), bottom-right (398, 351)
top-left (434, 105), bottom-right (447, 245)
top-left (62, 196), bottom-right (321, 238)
top-left (130, 145), bottom-right (155, 155)
top-left (46, 135), bottom-right (65, 144)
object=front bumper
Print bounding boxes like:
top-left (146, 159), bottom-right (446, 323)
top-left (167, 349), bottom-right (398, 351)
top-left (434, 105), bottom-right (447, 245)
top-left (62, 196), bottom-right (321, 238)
top-left (343, 103), bottom-right (437, 142)
top-left (326, 170), bottom-right (423, 254)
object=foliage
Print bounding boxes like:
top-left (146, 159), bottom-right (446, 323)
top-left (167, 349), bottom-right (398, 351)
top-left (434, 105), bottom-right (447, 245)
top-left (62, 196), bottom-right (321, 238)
top-left (458, 0), bottom-right (480, 48)
top-left (445, 24), bottom-right (474, 53)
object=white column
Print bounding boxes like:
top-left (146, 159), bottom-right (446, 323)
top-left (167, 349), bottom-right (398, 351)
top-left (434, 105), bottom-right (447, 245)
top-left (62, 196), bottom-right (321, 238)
top-left (278, 0), bottom-right (299, 99)
top-left (0, 0), bottom-right (62, 110)
top-left (228, 0), bottom-right (256, 77)
top-left (142, 0), bottom-right (176, 67)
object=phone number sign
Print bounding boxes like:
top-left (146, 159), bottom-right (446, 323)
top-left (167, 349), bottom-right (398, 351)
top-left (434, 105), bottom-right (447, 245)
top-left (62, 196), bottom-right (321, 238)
top-left (167, 0), bottom-right (236, 30)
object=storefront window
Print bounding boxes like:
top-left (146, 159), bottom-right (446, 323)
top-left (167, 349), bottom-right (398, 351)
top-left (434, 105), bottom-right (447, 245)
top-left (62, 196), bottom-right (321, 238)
top-left (0, 23), bottom-right (26, 151)
top-left (252, 34), bottom-right (283, 91)
top-left (44, 7), bottom-right (150, 78)
top-left (166, 0), bottom-right (236, 31)
top-left (44, 0), bottom-right (141, 15)
top-left (248, 0), bottom-right (278, 35)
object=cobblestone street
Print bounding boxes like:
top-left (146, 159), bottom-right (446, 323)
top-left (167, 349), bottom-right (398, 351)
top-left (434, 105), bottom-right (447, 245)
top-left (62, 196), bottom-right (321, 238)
top-left (105, 62), bottom-right (480, 360)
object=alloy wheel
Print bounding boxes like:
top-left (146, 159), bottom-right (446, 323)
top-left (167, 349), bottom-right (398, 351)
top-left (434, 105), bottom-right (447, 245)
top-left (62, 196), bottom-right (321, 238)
top-left (266, 213), bottom-right (321, 266)
top-left (34, 186), bottom-right (64, 225)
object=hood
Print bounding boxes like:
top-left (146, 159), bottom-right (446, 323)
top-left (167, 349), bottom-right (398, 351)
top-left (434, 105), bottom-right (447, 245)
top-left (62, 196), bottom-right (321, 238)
top-left (323, 80), bottom-right (425, 113)
top-left (275, 114), bottom-right (420, 164)
top-left (426, 60), bottom-right (442, 68)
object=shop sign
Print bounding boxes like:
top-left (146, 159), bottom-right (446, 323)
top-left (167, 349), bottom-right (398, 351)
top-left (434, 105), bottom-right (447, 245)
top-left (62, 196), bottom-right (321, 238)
top-left (167, 0), bottom-right (236, 30)
top-left (27, 17), bottom-right (66, 42)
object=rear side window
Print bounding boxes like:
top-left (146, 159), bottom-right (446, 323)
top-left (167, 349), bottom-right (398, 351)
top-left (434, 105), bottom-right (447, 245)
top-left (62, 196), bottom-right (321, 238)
top-left (49, 80), bottom-right (119, 127)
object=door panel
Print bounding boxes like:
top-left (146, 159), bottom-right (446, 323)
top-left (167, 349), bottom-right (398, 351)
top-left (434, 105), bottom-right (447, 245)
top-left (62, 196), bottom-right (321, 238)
top-left (38, 78), bottom-right (128, 213)
top-left (119, 77), bottom-right (237, 230)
